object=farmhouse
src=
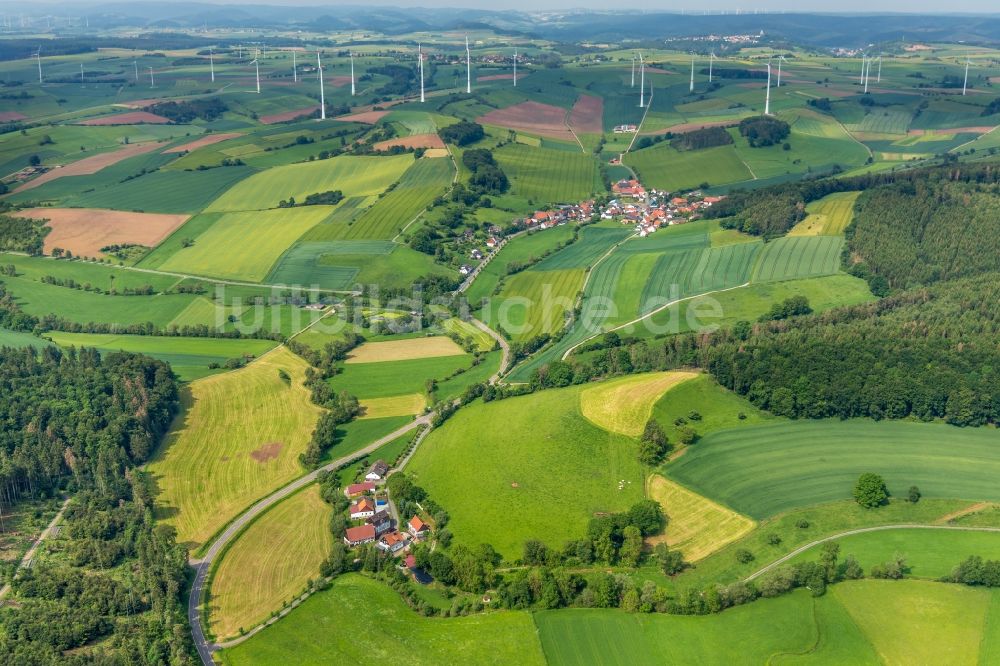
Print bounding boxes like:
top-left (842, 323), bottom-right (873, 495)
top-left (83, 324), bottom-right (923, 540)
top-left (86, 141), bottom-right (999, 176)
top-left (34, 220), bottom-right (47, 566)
top-left (612, 179), bottom-right (646, 198)
top-left (365, 460), bottom-right (390, 481)
top-left (376, 530), bottom-right (409, 554)
top-left (613, 124), bottom-right (638, 134)
top-left (344, 524), bottom-right (376, 546)
top-left (349, 497), bottom-right (376, 519)
top-left (346, 481), bottom-right (376, 497)
top-left (408, 516), bottom-right (430, 540)
top-left (367, 510), bottom-right (393, 536)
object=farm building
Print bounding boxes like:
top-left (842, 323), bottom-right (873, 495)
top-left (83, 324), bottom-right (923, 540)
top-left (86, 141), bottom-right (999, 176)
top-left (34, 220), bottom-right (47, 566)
top-left (376, 530), bottom-right (408, 554)
top-left (346, 481), bottom-right (376, 497)
top-left (365, 460), bottom-right (390, 481)
top-left (367, 510), bottom-right (393, 536)
top-left (349, 497), bottom-right (376, 519)
top-left (344, 524), bottom-right (376, 546)
top-left (408, 516), bottom-right (430, 540)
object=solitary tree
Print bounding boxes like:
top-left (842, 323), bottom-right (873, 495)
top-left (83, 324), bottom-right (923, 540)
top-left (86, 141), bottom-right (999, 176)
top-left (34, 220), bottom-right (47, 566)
top-left (908, 485), bottom-right (921, 503)
top-left (854, 473), bottom-right (889, 508)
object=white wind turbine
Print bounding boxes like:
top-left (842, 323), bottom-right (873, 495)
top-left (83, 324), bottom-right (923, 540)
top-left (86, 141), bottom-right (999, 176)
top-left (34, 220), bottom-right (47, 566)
top-left (764, 58), bottom-right (772, 115)
top-left (689, 53), bottom-right (695, 92)
top-left (418, 43), bottom-right (425, 103)
top-left (962, 53), bottom-right (971, 96)
top-left (876, 54), bottom-right (882, 83)
top-left (631, 54), bottom-right (636, 87)
top-left (350, 51), bottom-right (356, 96)
top-left (638, 52), bottom-right (646, 107)
top-left (148, 66), bottom-right (155, 88)
top-left (80, 62), bottom-right (84, 86)
top-left (35, 48), bottom-right (42, 83)
top-left (292, 49), bottom-right (297, 83)
top-left (863, 55), bottom-right (871, 93)
top-left (513, 47), bottom-right (517, 87)
top-left (250, 57), bottom-right (260, 93)
top-left (209, 48), bottom-right (215, 83)
top-left (317, 52), bottom-right (326, 118)
top-left (465, 35), bottom-right (472, 94)
top-left (709, 51), bottom-right (716, 83)
top-left (133, 60), bottom-right (139, 81)
top-left (859, 52), bottom-right (866, 85)
top-left (776, 54), bottom-right (786, 87)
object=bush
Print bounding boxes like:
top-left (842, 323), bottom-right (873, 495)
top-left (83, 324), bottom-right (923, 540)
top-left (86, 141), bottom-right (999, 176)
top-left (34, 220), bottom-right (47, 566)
top-left (735, 549), bottom-right (755, 564)
top-left (854, 472), bottom-right (889, 508)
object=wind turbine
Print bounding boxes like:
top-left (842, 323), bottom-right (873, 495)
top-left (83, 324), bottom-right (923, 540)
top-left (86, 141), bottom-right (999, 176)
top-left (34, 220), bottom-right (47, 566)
top-left (876, 55), bottom-right (882, 83)
top-left (317, 52), bottom-right (326, 119)
top-left (962, 53), bottom-right (971, 96)
top-left (292, 49), bottom-right (297, 83)
top-left (148, 66), bottom-right (154, 88)
top-left (80, 62), bottom-right (84, 86)
top-left (513, 48), bottom-right (517, 87)
top-left (418, 43), bottom-right (425, 103)
top-left (465, 35), bottom-right (472, 94)
top-left (638, 52), bottom-right (646, 108)
top-left (859, 53), bottom-right (866, 85)
top-left (133, 60), bottom-right (139, 82)
top-left (250, 57), bottom-right (260, 93)
top-left (34, 48), bottom-right (42, 83)
top-left (689, 53), bottom-right (695, 92)
top-left (209, 48), bottom-right (215, 83)
top-left (776, 54), bottom-right (786, 87)
top-left (863, 56), bottom-right (871, 94)
top-left (764, 59), bottom-right (772, 115)
top-left (709, 51), bottom-right (715, 83)
top-left (350, 51), bottom-right (356, 96)
top-left (631, 54), bottom-right (636, 87)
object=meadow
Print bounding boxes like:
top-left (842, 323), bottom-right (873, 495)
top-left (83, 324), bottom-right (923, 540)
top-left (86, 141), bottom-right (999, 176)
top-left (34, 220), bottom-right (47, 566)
top-left (488, 268), bottom-right (585, 342)
top-left (750, 235), bottom-right (844, 282)
top-left (328, 353), bottom-right (474, 399)
top-left (147, 347), bottom-right (323, 550)
top-left (346, 336), bottom-right (465, 364)
top-left (494, 144), bottom-right (601, 204)
top-left (625, 144), bottom-right (753, 192)
top-left (43, 332), bottom-right (278, 381)
top-left (205, 154), bottom-right (412, 212)
top-left (464, 226), bottom-right (576, 305)
top-left (579, 371), bottom-right (698, 437)
top-left (407, 385), bottom-right (644, 559)
top-left (207, 485), bottom-right (332, 641)
top-left (0, 329), bottom-right (53, 349)
top-left (218, 574), bottom-right (545, 666)
top-left (667, 419), bottom-right (1000, 520)
top-left (788, 191), bottom-right (861, 236)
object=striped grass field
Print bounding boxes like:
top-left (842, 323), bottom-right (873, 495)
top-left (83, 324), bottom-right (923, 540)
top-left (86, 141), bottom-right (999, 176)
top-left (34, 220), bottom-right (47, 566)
top-left (579, 371), bottom-right (698, 437)
top-left (489, 268), bottom-right (586, 342)
top-left (646, 474), bottom-right (756, 561)
top-left (345, 336), bottom-right (466, 364)
top-left (358, 393), bottom-right (426, 419)
top-left (495, 144), bottom-right (601, 204)
top-left (208, 485), bottom-right (332, 641)
top-left (533, 226), bottom-right (632, 271)
top-left (148, 347), bottom-right (323, 550)
top-left (440, 317), bottom-right (495, 352)
top-left (750, 235), bottom-right (843, 282)
top-left (788, 191), bottom-right (861, 236)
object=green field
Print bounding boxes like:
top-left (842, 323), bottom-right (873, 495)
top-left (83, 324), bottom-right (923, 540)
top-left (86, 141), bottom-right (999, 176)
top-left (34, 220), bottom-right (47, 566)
top-left (489, 268), bottom-right (585, 342)
top-left (328, 353), bottom-right (475, 399)
top-left (494, 144), bottom-right (601, 204)
top-left (43, 332), bottom-right (277, 381)
top-left (218, 574), bottom-right (545, 666)
top-left (625, 144), bottom-right (753, 192)
top-left (650, 374), bottom-right (774, 444)
top-left (533, 226), bottom-right (632, 271)
top-left (668, 420), bottom-right (1000, 519)
top-left (67, 167), bottom-right (259, 214)
top-left (408, 384), bottom-right (644, 559)
top-left (788, 527), bottom-right (1000, 580)
top-left (155, 207), bottom-right (333, 281)
top-left (789, 191), bottom-right (862, 236)
top-left (0, 329), bottom-right (53, 349)
top-left (205, 154), bottom-right (413, 212)
top-left (750, 236), bottom-right (844, 282)
top-left (465, 226), bottom-right (576, 305)
top-left (148, 347), bottom-right (322, 550)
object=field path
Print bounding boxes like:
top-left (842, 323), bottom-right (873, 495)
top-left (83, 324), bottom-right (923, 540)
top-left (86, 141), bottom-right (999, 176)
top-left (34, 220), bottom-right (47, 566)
top-left (934, 502), bottom-right (994, 524)
top-left (744, 524), bottom-right (1000, 583)
top-left (471, 317), bottom-right (510, 379)
top-left (0, 497), bottom-right (69, 600)
top-left (188, 415), bottom-right (430, 664)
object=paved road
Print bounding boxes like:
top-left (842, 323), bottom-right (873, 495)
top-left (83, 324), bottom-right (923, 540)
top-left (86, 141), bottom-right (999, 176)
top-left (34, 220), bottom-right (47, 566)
top-left (471, 317), bottom-right (511, 380)
top-left (187, 415), bottom-right (429, 664)
top-left (0, 498), bottom-right (69, 601)
top-left (743, 523), bottom-right (1000, 583)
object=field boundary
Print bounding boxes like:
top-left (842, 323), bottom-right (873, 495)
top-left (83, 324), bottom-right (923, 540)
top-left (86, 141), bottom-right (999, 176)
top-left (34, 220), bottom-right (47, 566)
top-left (744, 524), bottom-right (1000, 583)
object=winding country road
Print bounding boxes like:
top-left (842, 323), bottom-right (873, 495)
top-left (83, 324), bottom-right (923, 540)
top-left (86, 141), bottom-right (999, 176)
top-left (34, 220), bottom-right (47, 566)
top-left (743, 523), bottom-right (1000, 583)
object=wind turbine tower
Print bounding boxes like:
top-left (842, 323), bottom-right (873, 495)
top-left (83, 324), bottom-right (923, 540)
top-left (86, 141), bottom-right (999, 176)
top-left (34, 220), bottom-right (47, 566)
top-left (292, 50), bottom-right (297, 83)
top-left (962, 54), bottom-right (970, 96)
top-left (210, 48), bottom-right (215, 83)
top-left (876, 55), bottom-right (882, 83)
top-left (709, 52), bottom-right (715, 83)
top-left (418, 43), bottom-right (425, 103)
top-left (251, 58), bottom-right (260, 93)
top-left (80, 62), bottom-right (84, 86)
top-left (149, 66), bottom-right (154, 88)
top-left (35, 49), bottom-right (42, 83)
top-left (134, 60), bottom-right (139, 81)
top-left (631, 54), bottom-right (635, 87)
top-left (513, 48), bottom-right (517, 87)
top-left (465, 35), bottom-right (472, 94)
top-left (689, 54), bottom-right (695, 92)
top-left (863, 56), bottom-right (870, 94)
top-left (764, 59), bottom-right (772, 115)
top-left (317, 52), bottom-right (326, 118)
top-left (859, 53), bottom-right (866, 85)
top-left (776, 54), bottom-right (785, 87)
top-left (350, 51), bottom-right (356, 96)
top-left (638, 53), bottom-right (646, 108)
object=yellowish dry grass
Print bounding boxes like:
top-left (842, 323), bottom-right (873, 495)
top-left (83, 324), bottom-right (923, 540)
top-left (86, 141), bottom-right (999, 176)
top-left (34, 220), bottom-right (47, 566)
top-left (788, 191), bottom-right (861, 237)
top-left (208, 485), bottom-right (332, 641)
top-left (646, 474), bottom-right (756, 561)
top-left (359, 393), bottom-right (426, 419)
top-left (345, 336), bottom-right (466, 364)
top-left (579, 371), bottom-right (699, 437)
top-left (148, 347), bottom-right (323, 551)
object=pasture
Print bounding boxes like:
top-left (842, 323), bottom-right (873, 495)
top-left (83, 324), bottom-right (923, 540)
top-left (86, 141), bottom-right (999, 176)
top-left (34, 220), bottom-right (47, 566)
top-left (494, 144), bottom-right (600, 204)
top-left (532, 226), bottom-right (632, 271)
top-left (208, 485), bottom-right (332, 641)
top-left (358, 394), bottom-right (426, 419)
top-left (649, 374), bottom-right (773, 443)
top-left (217, 574), bottom-right (544, 666)
top-left (625, 144), bottom-right (752, 192)
top-left (43, 332), bottom-right (277, 381)
top-left (148, 347), bottom-right (323, 550)
top-left (205, 154), bottom-right (412, 212)
top-left (154, 207), bottom-right (332, 282)
top-left (579, 371), bottom-right (698, 437)
top-left (488, 268), bottom-right (585, 342)
top-left (18, 208), bottom-right (189, 258)
top-left (0, 329), bottom-right (52, 349)
top-left (407, 384), bottom-right (644, 559)
top-left (328, 354), bottom-right (474, 399)
top-left (646, 475), bottom-right (756, 561)
top-left (667, 419), bottom-right (1000, 519)
top-left (788, 191), bottom-right (861, 236)
top-left (440, 318), bottom-right (495, 352)
top-left (750, 235), bottom-right (843, 282)
top-left (346, 336), bottom-right (466, 364)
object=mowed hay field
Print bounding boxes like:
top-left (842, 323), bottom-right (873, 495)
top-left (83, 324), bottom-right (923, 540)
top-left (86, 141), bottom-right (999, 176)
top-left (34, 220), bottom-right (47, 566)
top-left (495, 144), bottom-right (600, 203)
top-left (579, 371), bottom-right (699, 437)
top-left (155, 207), bottom-right (332, 281)
top-left (205, 154), bottom-right (413, 212)
top-left (489, 268), bottom-right (585, 342)
top-left (218, 574), bottom-right (545, 666)
top-left (750, 235), bottom-right (843, 282)
top-left (788, 191), bottom-right (861, 236)
top-left (358, 393), bottom-right (426, 419)
top-left (646, 475), bottom-right (755, 561)
top-left (345, 336), bottom-right (466, 364)
top-left (535, 581), bottom-right (1000, 665)
top-left (208, 486), bottom-right (332, 641)
top-left (667, 420), bottom-right (1000, 520)
top-left (407, 385), bottom-right (644, 559)
top-left (18, 208), bottom-right (189, 257)
top-left (148, 347), bottom-right (323, 550)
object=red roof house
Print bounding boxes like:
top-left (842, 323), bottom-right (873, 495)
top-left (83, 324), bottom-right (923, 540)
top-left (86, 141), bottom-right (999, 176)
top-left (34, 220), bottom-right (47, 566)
top-left (343, 524), bottom-right (376, 546)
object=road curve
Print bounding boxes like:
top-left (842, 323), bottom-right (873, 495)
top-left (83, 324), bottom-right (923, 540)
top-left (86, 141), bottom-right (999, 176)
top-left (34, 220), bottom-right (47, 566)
top-left (743, 523), bottom-right (1000, 583)
top-left (471, 317), bottom-right (510, 381)
top-left (188, 415), bottom-right (430, 664)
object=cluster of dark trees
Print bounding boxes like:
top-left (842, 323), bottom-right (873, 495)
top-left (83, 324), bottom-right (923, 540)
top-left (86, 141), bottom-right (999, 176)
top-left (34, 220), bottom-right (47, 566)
top-left (982, 98), bottom-right (1000, 117)
top-left (758, 295), bottom-right (812, 322)
top-left (462, 148), bottom-right (509, 195)
top-left (278, 189), bottom-right (344, 208)
top-left (738, 116), bottom-right (791, 147)
top-left (145, 97), bottom-right (227, 123)
top-left (438, 121), bottom-right (485, 146)
top-left (949, 556), bottom-right (1000, 587)
top-left (670, 126), bottom-right (734, 152)
top-left (371, 64), bottom-right (416, 96)
top-left (0, 346), bottom-right (192, 663)
top-left (0, 213), bottom-right (48, 255)
top-left (807, 97), bottom-right (833, 112)
top-left (700, 67), bottom-right (767, 80)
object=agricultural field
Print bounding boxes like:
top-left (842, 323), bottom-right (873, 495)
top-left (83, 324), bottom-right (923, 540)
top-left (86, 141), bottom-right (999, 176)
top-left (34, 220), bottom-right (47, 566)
top-left (43, 332), bottom-right (277, 381)
top-left (205, 154), bottom-right (412, 212)
top-left (407, 383), bottom-right (645, 559)
top-left (494, 144), bottom-right (601, 204)
top-left (346, 336), bottom-right (466, 364)
top-left (440, 317), bottom-right (495, 352)
top-left (358, 393), bottom-right (426, 419)
top-left (464, 226), bottom-right (576, 305)
top-left (487, 268), bottom-right (585, 342)
top-left (208, 485), bottom-right (332, 641)
top-left (750, 235), bottom-right (844, 282)
top-left (154, 207), bottom-right (333, 281)
top-left (18, 207), bottom-right (189, 257)
top-left (218, 574), bottom-right (545, 666)
top-left (788, 191), bottom-right (862, 236)
top-left (646, 475), bottom-right (756, 561)
top-left (329, 353), bottom-right (475, 399)
top-left (668, 420), bottom-right (1000, 519)
top-left (649, 374), bottom-right (774, 443)
top-left (625, 144), bottom-right (753, 192)
top-left (0, 329), bottom-right (53, 349)
top-left (148, 347), bottom-right (323, 550)
top-left (579, 371), bottom-right (698, 437)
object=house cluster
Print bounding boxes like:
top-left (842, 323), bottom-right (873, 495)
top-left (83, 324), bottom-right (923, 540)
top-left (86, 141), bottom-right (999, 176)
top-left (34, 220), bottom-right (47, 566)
top-left (342, 460), bottom-right (431, 557)
top-left (603, 179), bottom-right (724, 236)
top-left (516, 200), bottom-right (595, 231)
top-left (613, 124), bottom-right (638, 134)
top-left (667, 31), bottom-right (764, 45)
